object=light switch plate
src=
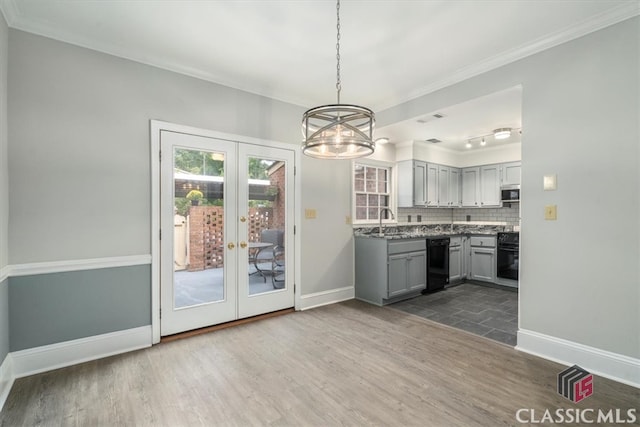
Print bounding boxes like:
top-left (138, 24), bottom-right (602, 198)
top-left (345, 215), bottom-right (351, 224)
top-left (544, 174), bottom-right (557, 191)
top-left (305, 209), bottom-right (317, 219)
top-left (544, 205), bottom-right (557, 220)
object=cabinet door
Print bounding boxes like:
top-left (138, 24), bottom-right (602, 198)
top-left (462, 167), bottom-right (480, 207)
top-left (449, 168), bottom-right (461, 207)
top-left (407, 251), bottom-right (427, 291)
top-left (470, 247), bottom-right (496, 282)
top-left (449, 245), bottom-right (462, 282)
top-left (502, 162), bottom-right (521, 186)
top-left (437, 165), bottom-right (450, 207)
top-left (413, 161), bottom-right (427, 206)
top-left (480, 165), bottom-right (501, 207)
top-left (462, 236), bottom-right (469, 279)
top-left (426, 163), bottom-right (438, 207)
top-left (388, 254), bottom-right (408, 298)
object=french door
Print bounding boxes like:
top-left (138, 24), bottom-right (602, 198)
top-left (160, 130), bottom-right (295, 336)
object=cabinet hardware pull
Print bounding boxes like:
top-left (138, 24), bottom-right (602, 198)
top-left (227, 242), bottom-right (235, 250)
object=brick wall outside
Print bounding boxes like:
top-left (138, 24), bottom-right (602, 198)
top-left (187, 205), bottom-right (273, 271)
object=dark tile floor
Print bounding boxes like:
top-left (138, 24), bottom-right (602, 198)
top-left (391, 282), bottom-right (518, 346)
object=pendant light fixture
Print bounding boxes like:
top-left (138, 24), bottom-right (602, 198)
top-left (302, 0), bottom-right (375, 159)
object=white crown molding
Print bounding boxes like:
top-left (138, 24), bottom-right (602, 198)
top-left (11, 326), bottom-right (151, 379)
top-left (2, 1), bottom-right (638, 111)
top-left (0, 0), bottom-right (19, 27)
top-left (0, 265), bottom-right (8, 283)
top-left (9, 254), bottom-right (151, 277)
top-left (517, 328), bottom-right (640, 389)
top-left (382, 2), bottom-right (640, 111)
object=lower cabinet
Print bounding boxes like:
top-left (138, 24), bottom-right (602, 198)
top-left (469, 236), bottom-right (496, 282)
top-left (388, 251), bottom-right (427, 298)
top-left (449, 236), bottom-right (466, 283)
top-left (355, 237), bottom-right (426, 306)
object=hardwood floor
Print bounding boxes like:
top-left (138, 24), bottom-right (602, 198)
top-left (1, 300), bottom-right (638, 426)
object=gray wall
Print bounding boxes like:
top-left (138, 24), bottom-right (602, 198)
top-left (9, 266), bottom-right (150, 351)
top-left (0, 12), bottom-right (9, 365)
top-left (8, 30), bottom-right (305, 264)
top-left (6, 29), bottom-right (356, 351)
top-left (380, 17), bottom-right (639, 358)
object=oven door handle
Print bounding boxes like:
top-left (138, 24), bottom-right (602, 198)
top-left (498, 248), bottom-right (519, 252)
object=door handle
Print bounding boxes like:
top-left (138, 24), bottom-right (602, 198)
top-left (240, 216), bottom-right (247, 222)
top-left (227, 242), bottom-right (235, 250)
top-left (240, 241), bottom-right (247, 249)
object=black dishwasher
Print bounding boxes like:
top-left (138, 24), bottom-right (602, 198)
top-left (423, 237), bottom-right (450, 293)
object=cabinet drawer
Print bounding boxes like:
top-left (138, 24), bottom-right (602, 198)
top-left (469, 236), bottom-right (496, 248)
top-left (449, 236), bottom-right (462, 247)
top-left (388, 239), bottom-right (426, 254)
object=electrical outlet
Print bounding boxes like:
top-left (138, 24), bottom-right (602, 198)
top-left (305, 209), bottom-right (317, 219)
top-left (544, 205), bottom-right (557, 220)
top-left (345, 215), bottom-right (351, 224)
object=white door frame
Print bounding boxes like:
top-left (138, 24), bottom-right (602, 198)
top-left (150, 120), bottom-right (302, 344)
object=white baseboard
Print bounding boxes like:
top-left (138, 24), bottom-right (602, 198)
top-left (11, 326), bottom-right (152, 379)
top-left (516, 329), bottom-right (640, 389)
top-left (0, 353), bottom-right (15, 413)
top-left (300, 286), bottom-right (354, 311)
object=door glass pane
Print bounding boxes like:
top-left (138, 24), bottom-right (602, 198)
top-left (173, 148), bottom-right (225, 308)
top-left (247, 157), bottom-right (286, 295)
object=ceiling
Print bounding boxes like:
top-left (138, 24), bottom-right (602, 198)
top-left (1, 0), bottom-right (637, 150)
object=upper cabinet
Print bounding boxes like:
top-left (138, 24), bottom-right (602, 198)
top-left (501, 161), bottom-right (521, 187)
top-left (426, 163), bottom-right (438, 207)
top-left (398, 160), bottom-right (426, 207)
top-left (480, 164), bottom-right (501, 207)
top-left (462, 167), bottom-right (480, 207)
top-left (462, 165), bottom-right (501, 207)
top-left (398, 160), bottom-right (513, 208)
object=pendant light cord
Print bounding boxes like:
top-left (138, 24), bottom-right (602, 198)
top-left (336, 0), bottom-right (341, 104)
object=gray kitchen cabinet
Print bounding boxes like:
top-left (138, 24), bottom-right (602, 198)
top-left (435, 165), bottom-right (461, 207)
top-left (449, 236), bottom-right (463, 283)
top-left (469, 236), bottom-right (496, 282)
top-left (449, 167), bottom-right (461, 207)
top-left (438, 165), bottom-right (461, 207)
top-left (462, 165), bottom-right (501, 207)
top-left (355, 237), bottom-right (426, 306)
top-left (397, 160), bottom-right (426, 207)
top-left (462, 167), bottom-right (480, 207)
top-left (426, 163), bottom-right (438, 207)
top-left (501, 161), bottom-right (521, 187)
top-left (480, 164), bottom-right (501, 207)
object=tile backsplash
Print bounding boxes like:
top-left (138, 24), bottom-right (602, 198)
top-left (398, 204), bottom-right (520, 226)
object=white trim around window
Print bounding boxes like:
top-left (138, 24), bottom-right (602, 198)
top-left (351, 159), bottom-right (397, 226)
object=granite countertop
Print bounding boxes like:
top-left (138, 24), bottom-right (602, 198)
top-left (354, 223), bottom-right (507, 240)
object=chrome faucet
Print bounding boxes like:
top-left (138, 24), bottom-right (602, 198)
top-left (379, 207), bottom-right (396, 236)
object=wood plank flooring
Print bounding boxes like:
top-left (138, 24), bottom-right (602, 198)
top-left (1, 300), bottom-right (638, 426)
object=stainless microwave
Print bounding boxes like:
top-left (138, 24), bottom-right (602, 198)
top-left (501, 186), bottom-right (520, 202)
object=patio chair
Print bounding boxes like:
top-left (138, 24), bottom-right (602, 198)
top-left (253, 229), bottom-right (284, 285)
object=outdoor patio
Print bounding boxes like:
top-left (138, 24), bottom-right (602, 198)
top-left (174, 263), bottom-right (281, 308)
